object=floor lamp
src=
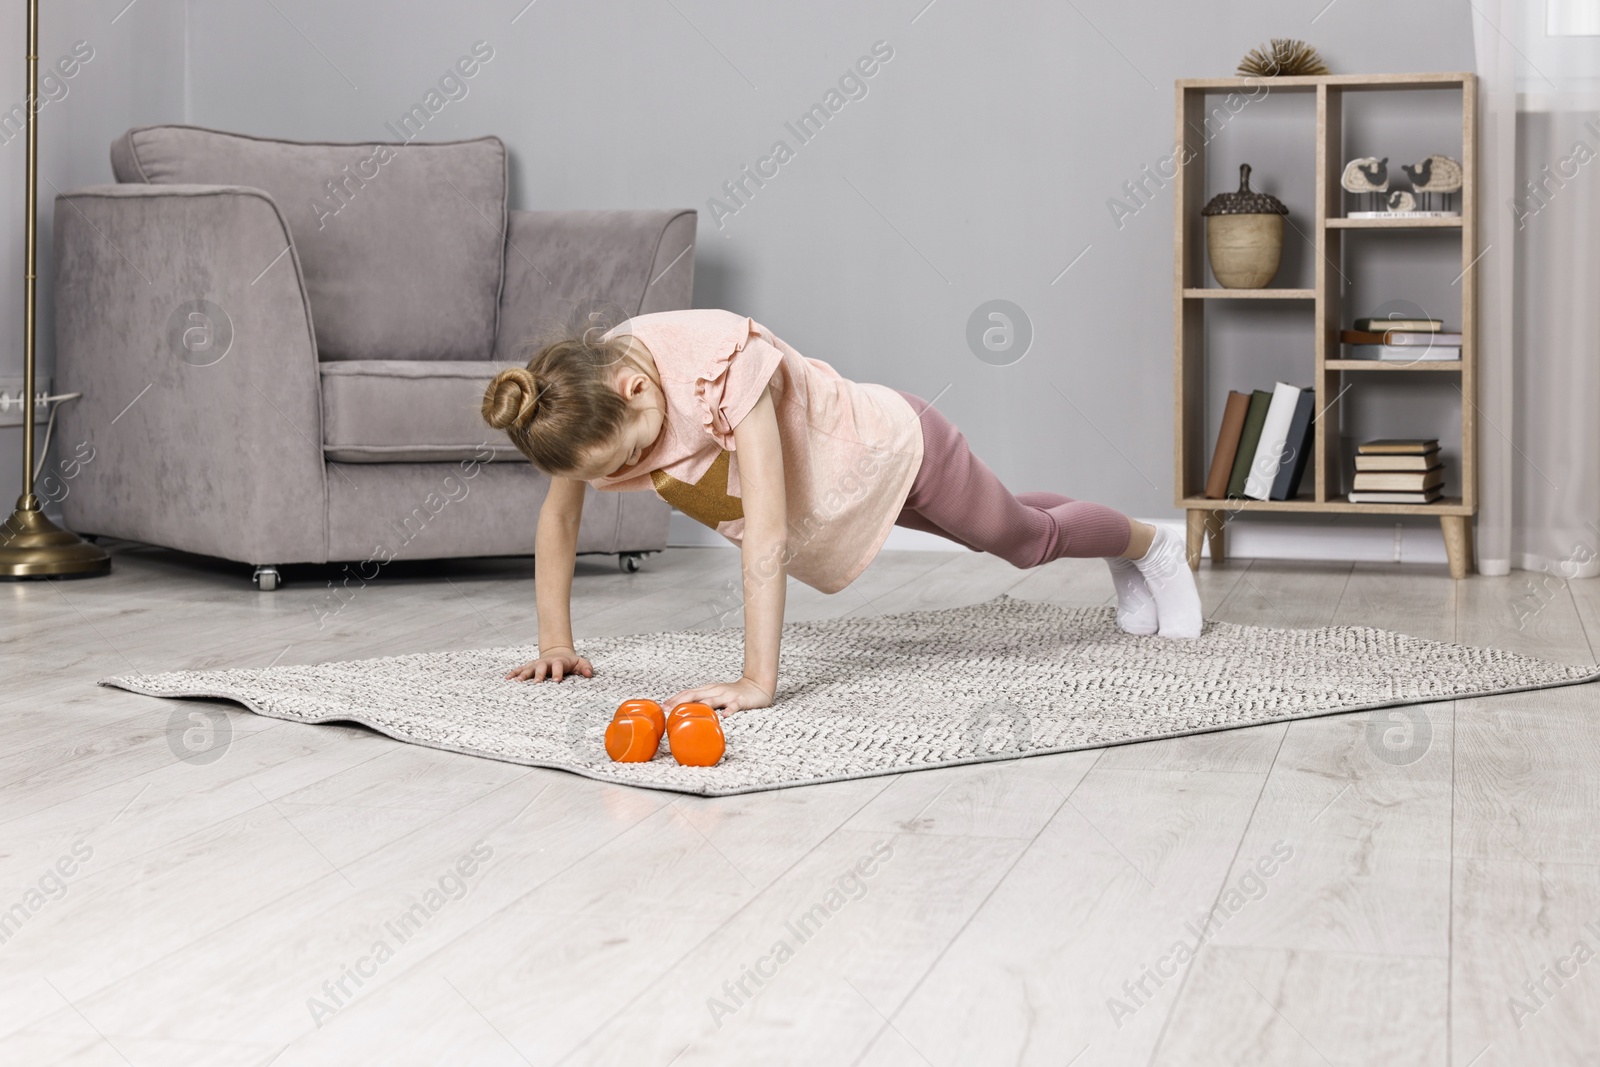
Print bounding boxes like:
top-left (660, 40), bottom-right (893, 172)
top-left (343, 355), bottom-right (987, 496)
top-left (0, 0), bottom-right (109, 580)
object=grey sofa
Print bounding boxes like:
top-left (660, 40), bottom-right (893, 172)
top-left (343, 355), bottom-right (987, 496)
top-left (54, 125), bottom-right (692, 589)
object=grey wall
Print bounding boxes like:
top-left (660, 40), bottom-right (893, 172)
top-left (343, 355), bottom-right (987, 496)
top-left (2, 0), bottom-right (1475, 533)
top-left (0, 0), bottom-right (186, 512)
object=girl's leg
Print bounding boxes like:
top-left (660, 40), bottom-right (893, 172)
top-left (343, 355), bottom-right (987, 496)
top-left (893, 391), bottom-right (1203, 637)
top-left (893, 398), bottom-right (1131, 568)
top-left (1014, 492), bottom-right (1146, 558)
top-left (898, 490), bottom-right (1163, 636)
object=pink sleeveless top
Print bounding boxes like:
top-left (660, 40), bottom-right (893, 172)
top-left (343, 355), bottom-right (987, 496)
top-left (589, 309), bottom-right (923, 593)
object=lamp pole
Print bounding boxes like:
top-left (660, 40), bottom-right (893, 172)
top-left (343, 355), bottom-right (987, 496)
top-left (0, 0), bottom-right (110, 579)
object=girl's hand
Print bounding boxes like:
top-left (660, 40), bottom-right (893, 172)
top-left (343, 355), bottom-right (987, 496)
top-left (506, 646), bottom-right (593, 682)
top-left (668, 676), bottom-right (772, 715)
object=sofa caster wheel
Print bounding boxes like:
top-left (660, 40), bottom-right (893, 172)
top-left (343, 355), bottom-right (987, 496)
top-left (253, 565), bottom-right (281, 591)
top-left (619, 552), bottom-right (645, 573)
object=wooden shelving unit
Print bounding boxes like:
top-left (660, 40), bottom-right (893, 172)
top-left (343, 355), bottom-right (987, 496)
top-left (1173, 71), bottom-right (1478, 578)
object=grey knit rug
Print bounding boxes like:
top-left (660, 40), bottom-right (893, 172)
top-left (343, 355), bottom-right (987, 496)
top-left (100, 594), bottom-right (1600, 796)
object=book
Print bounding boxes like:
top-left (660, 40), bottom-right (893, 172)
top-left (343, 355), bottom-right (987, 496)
top-left (1226, 390), bottom-right (1274, 498)
top-left (1269, 388), bottom-right (1316, 501)
top-left (1359, 438), bottom-right (1439, 454)
top-left (1353, 317), bottom-right (1443, 333)
top-left (1340, 329), bottom-right (1463, 346)
top-left (1245, 382), bottom-right (1307, 500)
top-left (1352, 466), bottom-right (1445, 492)
top-left (1348, 489), bottom-right (1444, 504)
top-left (1345, 210), bottom-right (1460, 220)
top-left (1354, 450), bottom-right (1439, 471)
top-left (1345, 345), bottom-right (1460, 362)
top-left (1204, 391), bottom-right (1253, 499)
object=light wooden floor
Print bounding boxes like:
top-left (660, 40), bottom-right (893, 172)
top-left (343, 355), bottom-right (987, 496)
top-left (3, 541), bottom-right (1599, 1066)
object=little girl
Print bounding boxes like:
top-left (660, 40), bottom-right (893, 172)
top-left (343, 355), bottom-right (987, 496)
top-left (483, 309), bottom-right (1203, 714)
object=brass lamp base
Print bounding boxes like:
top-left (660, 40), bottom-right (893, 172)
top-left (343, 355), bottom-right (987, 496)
top-left (0, 494), bottom-right (110, 579)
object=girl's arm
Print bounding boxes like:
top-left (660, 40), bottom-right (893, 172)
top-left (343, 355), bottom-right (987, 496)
top-left (506, 474), bottom-right (594, 682)
top-left (670, 384), bottom-right (786, 713)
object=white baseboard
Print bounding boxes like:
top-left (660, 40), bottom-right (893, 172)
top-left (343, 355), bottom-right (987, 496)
top-left (1174, 519), bottom-right (1450, 565)
top-left (669, 511), bottom-right (1452, 565)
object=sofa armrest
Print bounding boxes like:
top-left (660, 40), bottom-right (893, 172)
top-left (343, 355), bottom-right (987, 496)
top-left (493, 208), bottom-right (697, 361)
top-left (54, 183), bottom-right (329, 565)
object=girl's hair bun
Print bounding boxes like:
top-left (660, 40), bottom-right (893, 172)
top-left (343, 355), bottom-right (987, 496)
top-left (483, 367), bottom-right (541, 431)
top-left (481, 326), bottom-right (632, 474)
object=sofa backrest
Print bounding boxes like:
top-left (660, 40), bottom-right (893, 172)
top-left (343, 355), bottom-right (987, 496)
top-left (111, 124), bottom-right (506, 362)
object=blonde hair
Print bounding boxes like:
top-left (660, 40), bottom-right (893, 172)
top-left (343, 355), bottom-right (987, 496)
top-left (482, 331), bottom-right (634, 476)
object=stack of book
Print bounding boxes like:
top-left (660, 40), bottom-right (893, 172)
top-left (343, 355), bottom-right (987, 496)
top-left (1203, 382), bottom-right (1316, 501)
top-left (1340, 317), bottom-right (1461, 362)
top-left (1348, 439), bottom-right (1445, 504)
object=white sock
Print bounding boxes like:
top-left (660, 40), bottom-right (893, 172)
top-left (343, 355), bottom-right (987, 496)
top-left (1105, 557), bottom-right (1159, 635)
top-left (1130, 525), bottom-right (1205, 639)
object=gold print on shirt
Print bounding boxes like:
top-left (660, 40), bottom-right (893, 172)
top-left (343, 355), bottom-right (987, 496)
top-left (651, 449), bottom-right (745, 528)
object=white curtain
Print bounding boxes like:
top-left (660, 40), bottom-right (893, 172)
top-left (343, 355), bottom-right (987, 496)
top-left (1473, 0), bottom-right (1600, 578)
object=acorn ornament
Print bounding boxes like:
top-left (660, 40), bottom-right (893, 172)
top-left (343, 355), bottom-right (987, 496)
top-left (1200, 164), bottom-right (1289, 290)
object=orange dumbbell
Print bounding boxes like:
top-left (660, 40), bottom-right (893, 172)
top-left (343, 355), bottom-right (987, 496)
top-left (604, 699), bottom-right (664, 763)
top-left (666, 701), bottom-right (725, 767)
top-left (617, 697), bottom-right (665, 737)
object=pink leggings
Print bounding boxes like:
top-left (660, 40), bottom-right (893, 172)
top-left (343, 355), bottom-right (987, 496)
top-left (892, 390), bottom-right (1132, 566)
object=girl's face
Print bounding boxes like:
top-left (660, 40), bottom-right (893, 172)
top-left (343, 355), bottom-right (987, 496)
top-left (567, 347), bottom-right (666, 481)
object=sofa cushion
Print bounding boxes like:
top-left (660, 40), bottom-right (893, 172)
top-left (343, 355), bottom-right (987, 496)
top-left (321, 361), bottom-right (525, 463)
top-left (111, 124), bottom-right (506, 363)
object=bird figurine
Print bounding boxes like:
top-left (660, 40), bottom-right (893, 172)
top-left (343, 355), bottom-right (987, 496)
top-left (1400, 155), bottom-right (1463, 211)
top-left (1340, 157), bottom-right (1389, 212)
top-left (1386, 190), bottom-right (1416, 213)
